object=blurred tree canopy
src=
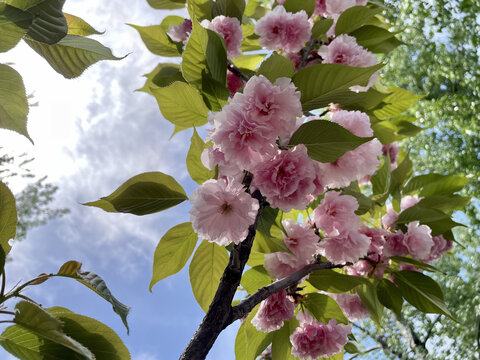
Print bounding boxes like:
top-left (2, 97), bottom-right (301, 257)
top-left (354, 1), bottom-right (480, 359)
top-left (0, 149), bottom-right (69, 242)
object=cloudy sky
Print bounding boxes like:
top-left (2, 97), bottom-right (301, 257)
top-left (1, 1), bottom-right (239, 358)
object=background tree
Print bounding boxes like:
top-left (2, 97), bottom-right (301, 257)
top-left (354, 1), bottom-right (480, 358)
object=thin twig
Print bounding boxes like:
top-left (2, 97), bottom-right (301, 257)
top-left (347, 345), bottom-right (382, 360)
top-left (0, 269), bottom-right (5, 298)
top-left (352, 323), bottom-right (409, 360)
top-left (421, 314), bottom-right (441, 347)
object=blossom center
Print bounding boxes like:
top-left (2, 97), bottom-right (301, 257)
top-left (220, 202), bottom-right (232, 214)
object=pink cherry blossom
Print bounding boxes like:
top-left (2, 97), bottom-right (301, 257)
top-left (201, 16), bottom-right (243, 58)
top-left (316, 111), bottom-right (382, 188)
top-left (251, 290), bottom-right (295, 332)
top-left (255, 6), bottom-right (312, 53)
top-left (189, 178), bottom-right (259, 246)
top-left (383, 230), bottom-right (408, 257)
top-left (319, 35), bottom-right (378, 92)
top-left (404, 221), bottom-right (434, 259)
top-left (401, 195), bottom-right (421, 210)
top-left (318, 230), bottom-right (370, 264)
top-left (360, 225), bottom-right (388, 255)
top-left (167, 19), bottom-right (192, 42)
top-left (325, 0), bottom-right (356, 17)
top-left (264, 251), bottom-right (306, 279)
top-left (290, 312), bottom-right (351, 359)
top-left (423, 235), bottom-right (453, 263)
top-left (382, 142), bottom-right (399, 170)
top-left (329, 293), bottom-right (369, 321)
top-left (251, 145), bottom-right (319, 211)
top-left (200, 146), bottom-right (243, 180)
top-left (282, 219), bottom-right (319, 262)
top-left (382, 204), bottom-right (399, 228)
top-left (313, 191), bottom-right (360, 236)
top-left (233, 76), bottom-right (302, 138)
top-left (210, 102), bottom-right (276, 170)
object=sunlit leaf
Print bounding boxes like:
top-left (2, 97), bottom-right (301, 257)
top-left (0, 181), bottom-right (17, 254)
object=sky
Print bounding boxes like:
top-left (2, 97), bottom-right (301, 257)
top-left (0, 1), bottom-right (240, 359)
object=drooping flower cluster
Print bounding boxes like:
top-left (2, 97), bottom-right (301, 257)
top-left (290, 312), bottom-right (351, 359)
top-left (255, 6), bottom-right (312, 53)
top-left (251, 289), bottom-right (295, 332)
top-left (264, 219), bottom-right (319, 279)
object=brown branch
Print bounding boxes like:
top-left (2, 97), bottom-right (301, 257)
top-left (227, 59), bottom-right (250, 82)
top-left (420, 314), bottom-right (441, 347)
top-left (395, 317), bottom-right (426, 359)
top-left (298, 38), bottom-right (319, 70)
top-left (228, 259), bottom-right (349, 323)
top-left (179, 190), bottom-right (265, 360)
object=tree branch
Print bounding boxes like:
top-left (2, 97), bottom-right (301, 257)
top-left (179, 190), bottom-right (265, 360)
top-left (228, 259), bottom-right (349, 323)
top-left (227, 59), bottom-right (250, 82)
top-left (394, 317), bottom-right (426, 359)
top-left (347, 345), bottom-right (382, 360)
top-left (420, 314), bottom-right (441, 347)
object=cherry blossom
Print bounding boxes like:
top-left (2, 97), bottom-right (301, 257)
top-left (404, 221), bottom-right (434, 259)
top-left (319, 230), bottom-right (371, 264)
top-left (167, 18), bottom-right (192, 42)
top-left (189, 178), bottom-right (259, 246)
top-left (201, 16), bottom-right (243, 58)
top-left (313, 191), bottom-right (360, 236)
top-left (251, 290), bottom-right (295, 332)
top-left (329, 292), bottom-right (369, 321)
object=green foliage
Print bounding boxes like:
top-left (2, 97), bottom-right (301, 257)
top-left (283, 0), bottom-right (315, 17)
top-left (0, 4), bottom-right (29, 52)
top-left (129, 24), bottom-right (181, 57)
top-left (0, 64), bottom-right (31, 142)
top-left (292, 63), bottom-right (384, 111)
top-left (84, 171), bottom-right (188, 216)
top-left (186, 129), bottom-right (215, 184)
top-left (335, 6), bottom-right (382, 35)
top-left (308, 270), bottom-right (369, 293)
top-left (150, 222), bottom-right (198, 290)
top-left (189, 240), bottom-right (229, 312)
top-left (376, 278), bottom-right (403, 318)
top-left (235, 305), bottom-right (273, 360)
top-left (146, 0), bottom-right (186, 9)
top-left (240, 266), bottom-right (271, 294)
top-left (25, 35), bottom-right (123, 79)
top-left (289, 120), bottom-right (373, 163)
top-left (56, 261), bottom-right (131, 333)
top-left (64, 13), bottom-right (102, 36)
top-left (151, 82), bottom-right (210, 129)
top-left (212, 0), bottom-right (245, 20)
top-left (257, 52), bottom-right (294, 83)
top-left (0, 181), bottom-right (17, 255)
top-left (24, 0), bottom-right (67, 44)
top-left (304, 293), bottom-right (349, 325)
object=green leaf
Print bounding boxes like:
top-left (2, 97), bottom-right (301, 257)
top-left (12, 301), bottom-right (94, 359)
top-left (253, 231), bottom-right (291, 255)
top-left (396, 205), bottom-right (464, 236)
top-left (293, 63), bottom-right (384, 111)
top-left (356, 283), bottom-right (383, 324)
top-left (373, 87), bottom-right (423, 119)
top-left (189, 240), bottom-right (229, 312)
top-left (257, 52), bottom-right (294, 83)
top-left (337, 87), bottom-right (390, 111)
top-left (0, 4), bottom-right (30, 52)
top-left (56, 261), bottom-right (131, 333)
top-left (335, 6), bottom-right (382, 35)
top-left (0, 64), bottom-right (31, 141)
top-left (84, 171), bottom-right (187, 216)
top-left (159, 15), bottom-right (185, 31)
top-left (146, 0), bottom-right (186, 9)
top-left (370, 156), bottom-right (391, 204)
top-left (393, 270), bottom-right (454, 320)
top-left (0, 182), bottom-right (17, 255)
top-left (271, 319), bottom-right (298, 360)
top-left (232, 54), bottom-right (265, 70)
top-left (312, 18), bottom-right (334, 40)
top-left (376, 278), bottom-right (403, 318)
top-left (25, 34), bottom-right (123, 79)
top-left (416, 194), bottom-right (470, 213)
top-left (340, 188), bottom-right (374, 215)
top-left (186, 129), bottom-right (214, 184)
top-left (289, 120), bottom-right (373, 163)
top-left (304, 293), bottom-right (349, 324)
top-left (257, 206), bottom-right (279, 238)
top-left (4, 0), bottom-right (43, 10)
top-left (389, 154), bottom-right (412, 195)
top-left (128, 24), bottom-right (181, 57)
top-left (351, 25), bottom-right (398, 52)
top-left (235, 305), bottom-right (273, 360)
top-left (150, 222), bottom-right (198, 290)
top-left (151, 81), bottom-right (209, 129)
top-left (241, 266), bottom-right (272, 294)
top-left (390, 256), bottom-right (441, 273)
top-left (137, 63), bottom-right (185, 93)
top-left (212, 0), bottom-right (245, 21)
top-left (308, 269), bottom-right (369, 293)
top-left (24, 0), bottom-right (67, 44)
top-left (201, 71), bottom-right (229, 111)
top-left (283, 0), bottom-right (315, 17)
top-left (404, 173), bottom-right (469, 197)
top-left (64, 13), bottom-right (102, 36)
top-left (367, 36), bottom-right (404, 53)
top-left (187, 0), bottom-right (213, 21)
top-left (182, 20), bottom-right (227, 88)
top-left (344, 342), bottom-right (360, 354)
top-left (47, 307), bottom-right (130, 360)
